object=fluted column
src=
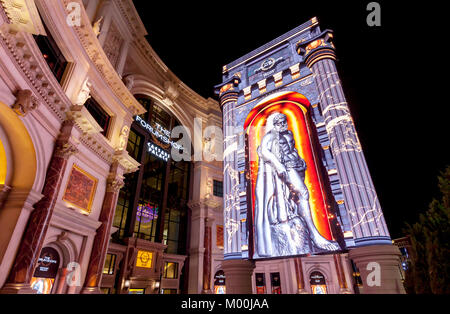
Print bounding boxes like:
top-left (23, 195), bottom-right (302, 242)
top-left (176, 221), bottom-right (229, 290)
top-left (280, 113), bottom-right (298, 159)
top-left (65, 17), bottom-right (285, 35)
top-left (215, 75), bottom-right (241, 259)
top-left (1, 121), bottom-right (78, 294)
top-left (81, 162), bottom-right (124, 294)
top-left (297, 32), bottom-right (390, 245)
top-left (294, 258), bottom-right (308, 294)
top-left (297, 31), bottom-right (404, 294)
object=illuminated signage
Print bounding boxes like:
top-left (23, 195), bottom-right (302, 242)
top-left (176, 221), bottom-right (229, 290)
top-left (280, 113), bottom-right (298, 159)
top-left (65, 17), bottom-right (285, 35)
top-left (310, 271), bottom-right (327, 294)
top-left (135, 115), bottom-right (183, 150)
top-left (136, 203), bottom-right (159, 223)
top-left (33, 247), bottom-right (60, 278)
top-left (244, 92), bottom-right (344, 259)
top-left (136, 250), bottom-right (153, 268)
top-left (214, 271), bottom-right (226, 294)
top-left (147, 142), bottom-right (170, 162)
top-left (31, 247), bottom-right (60, 294)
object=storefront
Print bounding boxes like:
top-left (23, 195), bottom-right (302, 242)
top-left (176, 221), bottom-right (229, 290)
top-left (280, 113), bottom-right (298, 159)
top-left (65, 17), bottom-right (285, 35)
top-left (104, 95), bottom-right (192, 294)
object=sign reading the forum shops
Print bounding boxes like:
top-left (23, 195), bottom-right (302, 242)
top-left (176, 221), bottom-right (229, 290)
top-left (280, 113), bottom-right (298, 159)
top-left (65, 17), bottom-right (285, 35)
top-left (135, 115), bottom-right (184, 162)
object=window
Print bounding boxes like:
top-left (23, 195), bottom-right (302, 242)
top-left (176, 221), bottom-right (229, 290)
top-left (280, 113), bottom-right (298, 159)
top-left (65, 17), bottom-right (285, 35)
top-left (136, 96), bottom-right (152, 121)
top-left (213, 180), bottom-right (223, 197)
top-left (163, 262), bottom-right (178, 279)
top-left (134, 153), bottom-right (165, 242)
top-left (113, 171), bottom-right (138, 240)
top-left (102, 253), bottom-right (116, 275)
top-left (270, 272), bottom-right (282, 294)
top-left (126, 128), bottom-right (143, 161)
top-left (34, 24), bottom-right (68, 83)
top-left (255, 273), bottom-right (266, 294)
top-left (161, 288), bottom-right (177, 294)
top-left (84, 98), bottom-right (111, 137)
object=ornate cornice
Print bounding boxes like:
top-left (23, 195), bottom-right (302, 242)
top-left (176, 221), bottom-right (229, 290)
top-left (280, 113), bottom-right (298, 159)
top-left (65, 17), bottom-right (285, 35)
top-left (112, 150), bottom-right (140, 174)
top-left (61, 0), bottom-right (145, 116)
top-left (78, 131), bottom-right (116, 164)
top-left (0, 0), bottom-right (45, 35)
top-left (0, 27), bottom-right (70, 121)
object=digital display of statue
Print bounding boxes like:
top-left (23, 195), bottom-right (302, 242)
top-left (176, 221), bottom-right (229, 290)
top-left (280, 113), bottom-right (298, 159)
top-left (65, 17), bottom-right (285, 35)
top-left (244, 92), bottom-right (344, 259)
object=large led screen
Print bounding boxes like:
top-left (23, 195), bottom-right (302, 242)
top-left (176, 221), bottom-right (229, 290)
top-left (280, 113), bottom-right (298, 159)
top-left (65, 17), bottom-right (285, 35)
top-left (244, 92), bottom-right (344, 259)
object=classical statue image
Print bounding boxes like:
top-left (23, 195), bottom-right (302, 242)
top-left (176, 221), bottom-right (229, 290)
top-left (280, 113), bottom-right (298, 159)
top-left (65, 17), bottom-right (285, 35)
top-left (254, 112), bottom-right (339, 257)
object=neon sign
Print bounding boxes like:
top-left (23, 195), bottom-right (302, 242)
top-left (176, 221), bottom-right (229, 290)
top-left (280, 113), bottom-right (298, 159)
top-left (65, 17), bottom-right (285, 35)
top-left (136, 203), bottom-right (159, 223)
top-left (135, 115), bottom-right (183, 150)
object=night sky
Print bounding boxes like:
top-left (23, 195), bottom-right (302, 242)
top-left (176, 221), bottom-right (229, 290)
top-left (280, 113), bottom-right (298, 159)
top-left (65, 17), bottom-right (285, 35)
top-left (132, 0), bottom-right (448, 238)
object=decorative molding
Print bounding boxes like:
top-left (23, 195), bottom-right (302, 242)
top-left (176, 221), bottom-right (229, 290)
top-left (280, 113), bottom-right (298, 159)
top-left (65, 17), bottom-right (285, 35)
top-left (112, 149), bottom-right (139, 174)
top-left (78, 132), bottom-right (115, 164)
top-left (11, 89), bottom-right (38, 116)
top-left (106, 176), bottom-right (124, 193)
top-left (0, 0), bottom-right (45, 35)
top-left (61, 0), bottom-right (145, 117)
top-left (0, 28), bottom-right (69, 121)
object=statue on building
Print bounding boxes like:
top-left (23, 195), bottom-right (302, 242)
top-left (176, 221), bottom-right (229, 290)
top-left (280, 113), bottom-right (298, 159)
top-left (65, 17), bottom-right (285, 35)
top-left (76, 78), bottom-right (91, 106)
top-left (123, 74), bottom-right (135, 91)
top-left (118, 125), bottom-right (130, 151)
top-left (254, 112), bottom-right (338, 257)
top-left (92, 16), bottom-right (103, 37)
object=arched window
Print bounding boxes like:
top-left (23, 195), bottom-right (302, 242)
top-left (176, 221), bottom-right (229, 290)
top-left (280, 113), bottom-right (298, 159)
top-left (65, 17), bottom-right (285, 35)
top-left (31, 247), bottom-right (60, 294)
top-left (310, 271), bottom-right (327, 294)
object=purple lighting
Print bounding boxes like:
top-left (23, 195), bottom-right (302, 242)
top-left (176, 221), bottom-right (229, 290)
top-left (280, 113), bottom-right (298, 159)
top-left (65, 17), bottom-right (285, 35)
top-left (136, 203), bottom-right (159, 223)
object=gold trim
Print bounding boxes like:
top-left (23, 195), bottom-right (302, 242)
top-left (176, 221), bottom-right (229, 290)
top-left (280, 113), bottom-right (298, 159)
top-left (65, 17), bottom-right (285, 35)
top-left (226, 24), bottom-right (316, 73)
top-left (62, 164), bottom-right (98, 214)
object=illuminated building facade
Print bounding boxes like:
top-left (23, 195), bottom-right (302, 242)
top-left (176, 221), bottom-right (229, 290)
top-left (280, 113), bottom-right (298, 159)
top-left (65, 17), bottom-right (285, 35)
top-left (215, 17), bottom-right (406, 294)
top-left (0, 0), bottom-right (223, 294)
top-left (0, 1), bottom-right (405, 295)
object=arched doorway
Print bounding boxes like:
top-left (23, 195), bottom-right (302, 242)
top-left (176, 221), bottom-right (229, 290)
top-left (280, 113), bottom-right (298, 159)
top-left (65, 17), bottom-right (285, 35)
top-left (214, 270), bottom-right (226, 294)
top-left (0, 100), bottom-right (37, 286)
top-left (309, 271), bottom-right (328, 294)
top-left (30, 247), bottom-right (60, 294)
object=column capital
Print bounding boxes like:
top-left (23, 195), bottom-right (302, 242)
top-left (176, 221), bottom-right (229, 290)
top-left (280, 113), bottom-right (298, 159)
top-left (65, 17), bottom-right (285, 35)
top-left (54, 120), bottom-right (79, 159)
top-left (296, 30), bottom-right (336, 68)
top-left (214, 74), bottom-right (241, 109)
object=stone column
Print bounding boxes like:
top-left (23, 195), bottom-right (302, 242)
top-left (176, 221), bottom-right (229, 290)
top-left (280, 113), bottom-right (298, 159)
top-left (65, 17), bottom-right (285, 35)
top-left (349, 245), bottom-right (406, 294)
top-left (55, 268), bottom-right (68, 294)
top-left (202, 218), bottom-right (213, 294)
top-left (222, 259), bottom-right (255, 294)
top-left (297, 32), bottom-right (390, 244)
top-left (187, 201), bottom-right (205, 294)
top-left (215, 75), bottom-right (241, 259)
top-left (333, 254), bottom-right (351, 294)
top-left (297, 31), bottom-right (405, 294)
top-left (1, 121), bottom-right (78, 294)
top-left (293, 258), bottom-right (308, 294)
top-left (81, 162), bottom-right (124, 294)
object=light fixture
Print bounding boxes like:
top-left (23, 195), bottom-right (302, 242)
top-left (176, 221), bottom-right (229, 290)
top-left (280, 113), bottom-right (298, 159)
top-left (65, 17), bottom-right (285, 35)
top-left (154, 281), bottom-right (160, 289)
top-left (124, 280), bottom-right (130, 288)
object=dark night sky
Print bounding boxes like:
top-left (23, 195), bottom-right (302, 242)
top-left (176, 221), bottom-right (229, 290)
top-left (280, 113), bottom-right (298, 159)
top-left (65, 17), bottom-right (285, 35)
top-left (132, 0), bottom-right (448, 238)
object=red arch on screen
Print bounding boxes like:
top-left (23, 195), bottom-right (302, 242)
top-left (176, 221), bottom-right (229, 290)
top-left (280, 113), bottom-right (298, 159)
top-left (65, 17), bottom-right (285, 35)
top-left (244, 91), bottom-right (333, 240)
